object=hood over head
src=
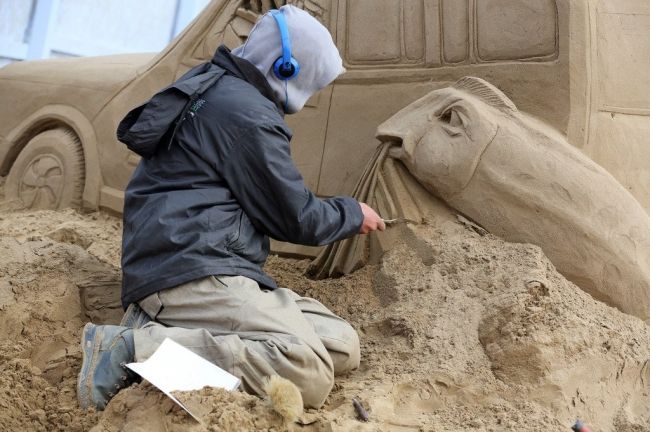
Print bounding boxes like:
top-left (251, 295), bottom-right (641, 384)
top-left (117, 46), bottom-right (279, 159)
top-left (232, 5), bottom-right (345, 114)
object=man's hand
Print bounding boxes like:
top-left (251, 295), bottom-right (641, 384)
top-left (359, 203), bottom-right (386, 234)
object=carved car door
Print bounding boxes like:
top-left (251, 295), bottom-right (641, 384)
top-left (320, 0), bottom-right (441, 196)
top-left (583, 0), bottom-right (650, 211)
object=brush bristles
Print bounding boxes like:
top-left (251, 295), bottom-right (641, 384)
top-left (263, 375), bottom-right (303, 425)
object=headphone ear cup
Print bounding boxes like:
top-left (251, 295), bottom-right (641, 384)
top-left (288, 57), bottom-right (300, 79)
top-left (273, 56), bottom-right (300, 80)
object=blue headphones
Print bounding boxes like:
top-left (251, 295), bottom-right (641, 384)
top-left (271, 10), bottom-right (300, 80)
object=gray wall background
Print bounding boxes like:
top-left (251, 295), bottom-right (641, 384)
top-left (0, 0), bottom-right (212, 67)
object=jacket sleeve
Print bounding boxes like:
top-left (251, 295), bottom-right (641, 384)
top-left (217, 122), bottom-right (364, 246)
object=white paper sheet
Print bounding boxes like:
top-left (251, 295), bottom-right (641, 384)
top-left (126, 338), bottom-right (240, 421)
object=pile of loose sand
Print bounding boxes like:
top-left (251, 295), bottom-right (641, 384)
top-left (0, 193), bottom-right (648, 431)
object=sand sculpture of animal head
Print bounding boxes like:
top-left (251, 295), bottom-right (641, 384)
top-left (378, 77), bottom-right (524, 199)
top-left (376, 77), bottom-right (650, 321)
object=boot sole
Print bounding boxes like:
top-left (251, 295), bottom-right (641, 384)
top-left (77, 323), bottom-right (102, 410)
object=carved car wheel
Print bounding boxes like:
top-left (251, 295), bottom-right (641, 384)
top-left (5, 129), bottom-right (85, 210)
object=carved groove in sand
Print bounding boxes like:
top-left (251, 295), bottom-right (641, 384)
top-left (310, 77), bottom-right (650, 322)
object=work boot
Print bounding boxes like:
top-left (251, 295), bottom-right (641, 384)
top-left (119, 302), bottom-right (152, 329)
top-left (77, 323), bottom-right (139, 410)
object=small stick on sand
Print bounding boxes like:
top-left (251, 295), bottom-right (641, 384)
top-left (352, 398), bottom-right (369, 422)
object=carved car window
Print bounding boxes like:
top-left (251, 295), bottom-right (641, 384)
top-left (343, 0), bottom-right (558, 69)
top-left (190, 8), bottom-right (256, 62)
top-left (189, 1), bottom-right (332, 63)
top-left (475, 0), bottom-right (558, 62)
top-left (345, 0), bottom-right (425, 66)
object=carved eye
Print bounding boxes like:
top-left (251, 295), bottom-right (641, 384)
top-left (440, 108), bottom-right (463, 127)
top-left (439, 107), bottom-right (464, 136)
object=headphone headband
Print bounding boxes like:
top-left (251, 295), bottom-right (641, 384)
top-left (271, 10), bottom-right (300, 81)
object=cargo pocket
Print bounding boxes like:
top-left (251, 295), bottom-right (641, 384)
top-left (138, 292), bottom-right (164, 321)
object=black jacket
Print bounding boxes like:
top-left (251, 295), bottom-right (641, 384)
top-left (117, 46), bottom-right (363, 308)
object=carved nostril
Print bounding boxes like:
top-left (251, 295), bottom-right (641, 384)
top-left (402, 132), bottom-right (418, 156)
top-left (387, 137), bottom-right (403, 148)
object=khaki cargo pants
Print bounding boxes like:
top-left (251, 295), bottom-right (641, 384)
top-left (132, 275), bottom-right (360, 408)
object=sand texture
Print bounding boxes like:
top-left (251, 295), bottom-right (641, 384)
top-left (0, 188), bottom-right (649, 431)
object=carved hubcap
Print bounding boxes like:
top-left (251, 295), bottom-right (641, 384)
top-left (18, 155), bottom-right (65, 209)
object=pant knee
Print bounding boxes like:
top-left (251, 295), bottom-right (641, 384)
top-left (289, 350), bottom-right (334, 409)
top-left (301, 372), bottom-right (334, 408)
top-left (331, 323), bottom-right (361, 375)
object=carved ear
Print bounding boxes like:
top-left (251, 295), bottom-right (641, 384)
top-left (453, 77), bottom-right (518, 115)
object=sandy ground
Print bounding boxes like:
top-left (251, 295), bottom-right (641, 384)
top-left (1, 180), bottom-right (649, 431)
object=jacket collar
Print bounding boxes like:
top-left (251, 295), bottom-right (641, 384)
top-left (211, 45), bottom-right (285, 115)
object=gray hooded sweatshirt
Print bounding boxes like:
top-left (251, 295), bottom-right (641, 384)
top-left (117, 9), bottom-right (361, 308)
top-left (232, 5), bottom-right (345, 114)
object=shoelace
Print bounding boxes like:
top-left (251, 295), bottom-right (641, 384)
top-left (103, 362), bottom-right (136, 406)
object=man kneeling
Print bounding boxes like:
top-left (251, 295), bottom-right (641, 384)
top-left (77, 5), bottom-right (384, 410)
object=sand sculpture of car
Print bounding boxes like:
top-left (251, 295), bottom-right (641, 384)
top-left (0, 0), bottom-right (648, 216)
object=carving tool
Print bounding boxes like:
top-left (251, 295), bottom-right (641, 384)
top-left (382, 218), bottom-right (417, 226)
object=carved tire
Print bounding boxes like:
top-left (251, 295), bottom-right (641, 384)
top-left (5, 129), bottom-right (84, 210)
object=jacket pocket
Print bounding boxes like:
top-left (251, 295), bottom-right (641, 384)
top-left (226, 210), bottom-right (265, 260)
top-left (225, 210), bottom-right (246, 252)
